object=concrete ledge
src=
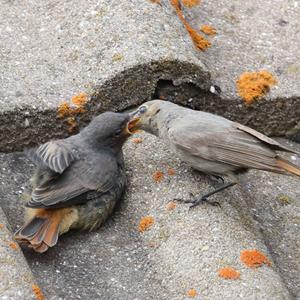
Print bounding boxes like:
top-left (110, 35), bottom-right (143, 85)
top-left (0, 208), bottom-right (35, 300)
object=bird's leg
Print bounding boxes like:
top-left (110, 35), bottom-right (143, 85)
top-left (175, 182), bottom-right (236, 208)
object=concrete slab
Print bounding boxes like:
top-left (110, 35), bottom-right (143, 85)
top-left (0, 0), bottom-right (209, 152)
top-left (1, 0), bottom-right (300, 152)
top-left (0, 208), bottom-right (36, 300)
top-left (0, 135), bottom-right (299, 299)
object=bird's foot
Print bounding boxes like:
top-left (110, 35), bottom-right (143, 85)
top-left (174, 193), bottom-right (220, 208)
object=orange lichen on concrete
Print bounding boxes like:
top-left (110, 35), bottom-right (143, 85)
top-left (170, 0), bottom-right (210, 50)
top-left (138, 216), bottom-right (154, 232)
top-left (218, 267), bottom-right (240, 280)
top-left (236, 71), bottom-right (277, 104)
top-left (132, 137), bottom-right (143, 144)
top-left (200, 25), bottom-right (217, 35)
top-left (0, 223), bottom-right (4, 229)
top-left (57, 92), bottom-right (88, 132)
top-left (153, 170), bottom-right (164, 183)
top-left (8, 241), bottom-right (19, 250)
top-left (240, 249), bottom-right (271, 268)
top-left (167, 167), bottom-right (176, 176)
top-left (150, 0), bottom-right (160, 3)
top-left (166, 201), bottom-right (177, 211)
top-left (32, 284), bottom-right (45, 300)
top-left (57, 101), bottom-right (73, 119)
top-left (182, 0), bottom-right (200, 8)
top-left (187, 288), bottom-right (197, 298)
top-left (71, 92), bottom-right (88, 107)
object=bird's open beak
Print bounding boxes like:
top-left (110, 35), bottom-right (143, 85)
top-left (125, 110), bottom-right (141, 134)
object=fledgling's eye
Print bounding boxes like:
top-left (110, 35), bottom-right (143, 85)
top-left (115, 128), bottom-right (122, 136)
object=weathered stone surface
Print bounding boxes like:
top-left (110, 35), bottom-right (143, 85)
top-left (0, 0), bottom-right (209, 152)
top-left (1, 0), bottom-right (300, 152)
top-left (0, 135), bottom-right (299, 299)
top-left (0, 208), bottom-right (35, 300)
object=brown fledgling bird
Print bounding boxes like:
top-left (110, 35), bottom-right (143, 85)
top-left (14, 111), bottom-right (139, 253)
top-left (132, 100), bottom-right (300, 207)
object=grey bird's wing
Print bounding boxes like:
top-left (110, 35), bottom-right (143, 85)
top-left (27, 150), bottom-right (121, 208)
top-left (29, 140), bottom-right (76, 174)
top-left (168, 121), bottom-right (296, 173)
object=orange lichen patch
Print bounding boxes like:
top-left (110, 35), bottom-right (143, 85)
top-left (57, 92), bottom-right (88, 132)
top-left (150, 0), bottom-right (160, 3)
top-left (166, 201), bottom-right (177, 211)
top-left (218, 267), bottom-right (240, 280)
top-left (240, 249), bottom-right (271, 268)
top-left (71, 92), bottom-right (88, 107)
top-left (153, 170), bottom-right (164, 183)
top-left (138, 216), bottom-right (154, 233)
top-left (170, 0), bottom-right (210, 50)
top-left (236, 71), bottom-right (277, 104)
top-left (167, 167), bottom-right (176, 176)
top-left (132, 137), bottom-right (143, 144)
top-left (200, 25), bottom-right (217, 35)
top-left (182, 0), bottom-right (200, 8)
top-left (8, 241), bottom-right (19, 251)
top-left (0, 223), bottom-right (4, 229)
top-left (187, 288), bottom-right (197, 298)
top-left (57, 102), bottom-right (73, 119)
top-left (32, 284), bottom-right (45, 300)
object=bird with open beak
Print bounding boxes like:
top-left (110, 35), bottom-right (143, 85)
top-left (131, 100), bottom-right (300, 207)
top-left (15, 111), bottom-right (139, 253)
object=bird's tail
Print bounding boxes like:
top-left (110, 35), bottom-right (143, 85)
top-left (276, 157), bottom-right (300, 177)
top-left (14, 212), bottom-right (60, 253)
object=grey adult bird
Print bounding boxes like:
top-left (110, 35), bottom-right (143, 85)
top-left (14, 111), bottom-right (139, 253)
top-left (132, 100), bottom-right (300, 207)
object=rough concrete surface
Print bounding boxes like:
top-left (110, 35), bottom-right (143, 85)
top-left (0, 208), bottom-right (36, 300)
top-left (1, 0), bottom-right (300, 152)
top-left (0, 134), bottom-right (299, 299)
top-left (0, 0), bottom-right (209, 152)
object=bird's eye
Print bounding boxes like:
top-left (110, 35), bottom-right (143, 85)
top-left (115, 128), bottom-right (122, 136)
top-left (139, 105), bottom-right (148, 114)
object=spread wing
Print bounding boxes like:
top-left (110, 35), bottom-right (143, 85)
top-left (29, 140), bottom-right (75, 174)
top-left (168, 122), bottom-right (290, 172)
top-left (27, 151), bottom-right (121, 208)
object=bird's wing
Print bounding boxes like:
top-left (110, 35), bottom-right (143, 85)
top-left (29, 140), bottom-right (76, 174)
top-left (168, 123), bottom-right (284, 171)
top-left (235, 123), bottom-right (300, 155)
top-left (27, 151), bottom-right (121, 208)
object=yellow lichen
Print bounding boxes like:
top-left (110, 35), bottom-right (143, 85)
top-left (218, 267), bottom-right (240, 280)
top-left (166, 201), bottom-right (177, 211)
top-left (32, 284), bottom-right (45, 300)
top-left (8, 241), bottom-right (19, 251)
top-left (236, 71), bottom-right (277, 104)
top-left (200, 25), bottom-right (217, 35)
top-left (57, 92), bottom-right (88, 132)
top-left (182, 0), bottom-right (200, 8)
top-left (170, 0), bottom-right (210, 50)
top-left (153, 170), bottom-right (164, 183)
top-left (187, 288), bottom-right (197, 298)
top-left (240, 249), bottom-right (271, 268)
top-left (138, 216), bottom-right (154, 233)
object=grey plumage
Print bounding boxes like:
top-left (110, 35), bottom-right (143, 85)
top-left (15, 111), bottom-right (131, 252)
top-left (134, 100), bottom-right (300, 205)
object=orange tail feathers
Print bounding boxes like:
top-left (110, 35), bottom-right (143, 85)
top-left (14, 210), bottom-right (60, 253)
top-left (276, 157), bottom-right (300, 177)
